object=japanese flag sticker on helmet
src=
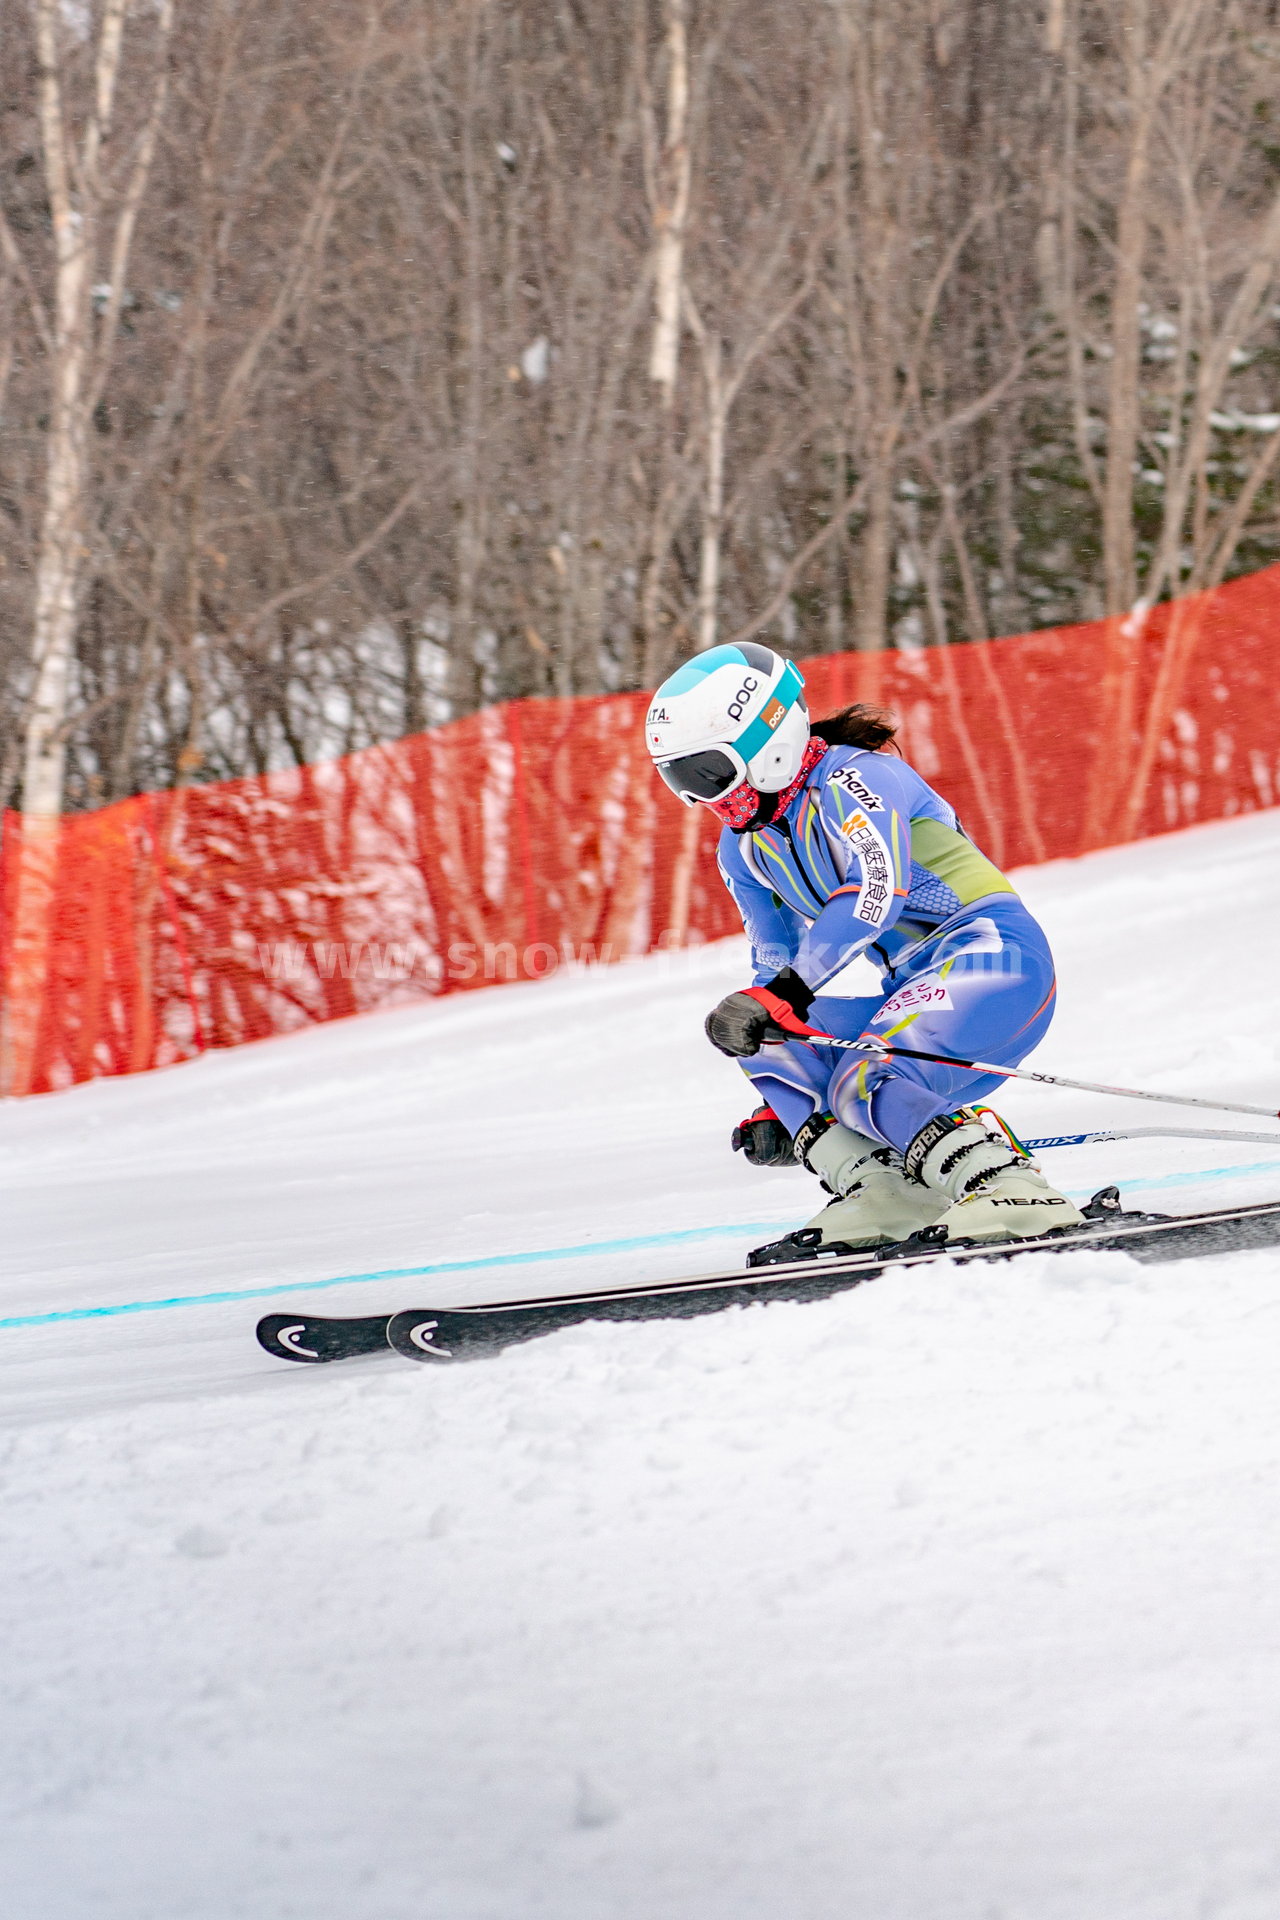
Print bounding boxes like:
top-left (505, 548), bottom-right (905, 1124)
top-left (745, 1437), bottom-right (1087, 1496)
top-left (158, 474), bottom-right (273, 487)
top-left (644, 642), bottom-right (810, 802)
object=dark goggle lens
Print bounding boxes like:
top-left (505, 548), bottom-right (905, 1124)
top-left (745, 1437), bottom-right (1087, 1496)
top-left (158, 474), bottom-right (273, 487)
top-left (656, 747), bottom-right (742, 801)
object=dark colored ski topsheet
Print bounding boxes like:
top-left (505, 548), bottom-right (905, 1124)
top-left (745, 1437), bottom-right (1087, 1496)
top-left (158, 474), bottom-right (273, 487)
top-left (256, 1312), bottom-right (390, 1364)
top-left (256, 1196), bottom-right (1280, 1366)
top-left (383, 1197), bottom-right (1280, 1365)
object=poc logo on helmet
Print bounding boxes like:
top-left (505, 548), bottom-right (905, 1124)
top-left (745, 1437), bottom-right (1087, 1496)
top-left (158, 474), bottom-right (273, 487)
top-left (727, 675), bottom-right (759, 723)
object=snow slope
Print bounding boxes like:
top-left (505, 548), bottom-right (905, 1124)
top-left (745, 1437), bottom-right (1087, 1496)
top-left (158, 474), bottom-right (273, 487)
top-left (4, 809), bottom-right (1280, 1919)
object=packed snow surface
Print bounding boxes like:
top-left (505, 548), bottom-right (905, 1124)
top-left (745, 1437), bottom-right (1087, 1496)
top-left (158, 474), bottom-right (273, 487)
top-left (4, 809), bottom-right (1280, 1920)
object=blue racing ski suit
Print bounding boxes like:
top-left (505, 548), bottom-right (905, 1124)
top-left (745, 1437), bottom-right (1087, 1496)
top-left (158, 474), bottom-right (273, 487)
top-left (717, 745), bottom-right (1057, 1154)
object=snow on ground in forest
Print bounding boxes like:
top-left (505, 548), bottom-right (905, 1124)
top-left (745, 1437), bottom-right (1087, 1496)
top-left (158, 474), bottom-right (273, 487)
top-left (3, 808), bottom-right (1280, 1919)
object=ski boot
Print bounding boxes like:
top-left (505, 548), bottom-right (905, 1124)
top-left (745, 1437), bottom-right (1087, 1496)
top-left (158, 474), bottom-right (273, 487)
top-left (905, 1107), bottom-right (1084, 1242)
top-left (796, 1114), bottom-right (947, 1249)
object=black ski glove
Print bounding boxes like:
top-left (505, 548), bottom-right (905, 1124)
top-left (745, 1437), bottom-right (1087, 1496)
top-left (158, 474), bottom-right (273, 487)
top-left (731, 1106), bottom-right (796, 1168)
top-left (704, 967), bottom-right (817, 1057)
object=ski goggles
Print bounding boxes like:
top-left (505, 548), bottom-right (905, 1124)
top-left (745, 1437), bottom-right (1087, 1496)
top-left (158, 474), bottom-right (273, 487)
top-left (654, 743), bottom-right (749, 806)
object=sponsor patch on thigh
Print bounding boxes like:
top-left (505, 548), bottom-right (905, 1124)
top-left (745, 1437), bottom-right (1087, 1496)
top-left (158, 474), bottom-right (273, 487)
top-left (872, 977), bottom-right (953, 1022)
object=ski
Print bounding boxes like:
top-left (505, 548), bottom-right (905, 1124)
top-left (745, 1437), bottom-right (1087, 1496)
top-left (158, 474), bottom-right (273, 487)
top-left (380, 1191), bottom-right (1280, 1366)
top-left (255, 1192), bottom-right (1280, 1368)
top-left (256, 1311), bottom-right (391, 1364)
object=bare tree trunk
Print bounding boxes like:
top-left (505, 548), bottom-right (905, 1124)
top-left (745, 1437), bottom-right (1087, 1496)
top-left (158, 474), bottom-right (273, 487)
top-left (683, 114), bottom-right (824, 657)
top-left (648, 0), bottom-right (690, 407)
top-left (1058, 11), bottom-right (1103, 511)
top-left (1096, 0), bottom-right (1209, 617)
top-left (1079, 0), bottom-right (1208, 847)
top-left (451, 4), bottom-right (489, 712)
top-left (23, 0), bottom-right (174, 817)
top-left (637, 0), bottom-right (694, 682)
top-left (848, 0), bottom-right (896, 653)
top-left (1117, 180), bottom-right (1280, 838)
top-left (24, 0), bottom-right (115, 820)
top-left (1045, 0), bottom-right (1066, 54)
top-left (4, 0), bottom-right (173, 1097)
top-left (696, 333), bottom-right (724, 649)
top-left (1100, 0), bottom-right (1155, 618)
top-left (991, 415), bottom-right (1025, 633)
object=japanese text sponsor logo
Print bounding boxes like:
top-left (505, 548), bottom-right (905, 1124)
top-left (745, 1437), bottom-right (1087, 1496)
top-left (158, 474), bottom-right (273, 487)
top-left (840, 809), bottom-right (895, 926)
top-left (830, 765), bottom-right (884, 810)
top-left (871, 977), bottom-right (953, 1023)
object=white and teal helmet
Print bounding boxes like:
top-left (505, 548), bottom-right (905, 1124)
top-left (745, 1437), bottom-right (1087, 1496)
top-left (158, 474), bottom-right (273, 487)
top-left (645, 643), bottom-right (809, 805)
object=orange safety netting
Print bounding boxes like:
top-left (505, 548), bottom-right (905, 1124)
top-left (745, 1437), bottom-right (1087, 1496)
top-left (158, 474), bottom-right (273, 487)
top-left (3, 565), bottom-right (1280, 1097)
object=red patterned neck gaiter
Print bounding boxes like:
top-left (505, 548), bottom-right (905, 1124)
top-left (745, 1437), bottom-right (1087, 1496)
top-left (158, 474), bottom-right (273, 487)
top-left (707, 780), bottom-right (764, 829)
top-left (706, 735), bottom-right (828, 831)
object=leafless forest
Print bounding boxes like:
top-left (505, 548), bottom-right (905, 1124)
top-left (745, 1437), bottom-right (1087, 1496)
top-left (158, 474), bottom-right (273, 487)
top-left (4, 0), bottom-right (1280, 815)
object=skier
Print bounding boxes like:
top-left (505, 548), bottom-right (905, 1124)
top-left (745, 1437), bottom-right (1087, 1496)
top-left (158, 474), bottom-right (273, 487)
top-left (645, 642), bottom-right (1084, 1249)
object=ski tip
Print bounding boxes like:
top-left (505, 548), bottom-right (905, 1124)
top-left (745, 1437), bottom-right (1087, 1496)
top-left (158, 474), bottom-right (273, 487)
top-left (255, 1312), bottom-right (392, 1364)
top-left (386, 1309), bottom-right (460, 1363)
top-left (256, 1315), bottom-right (329, 1362)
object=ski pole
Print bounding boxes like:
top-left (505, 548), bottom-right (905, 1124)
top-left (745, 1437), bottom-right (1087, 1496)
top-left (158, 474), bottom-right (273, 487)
top-left (802, 1033), bottom-right (1280, 1121)
top-left (1022, 1126), bottom-right (1280, 1150)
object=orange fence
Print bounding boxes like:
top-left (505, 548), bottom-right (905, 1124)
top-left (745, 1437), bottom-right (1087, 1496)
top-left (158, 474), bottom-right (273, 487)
top-left (3, 565), bottom-right (1280, 1096)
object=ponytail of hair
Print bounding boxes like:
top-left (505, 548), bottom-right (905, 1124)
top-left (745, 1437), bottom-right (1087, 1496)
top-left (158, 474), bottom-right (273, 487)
top-left (808, 703), bottom-right (898, 752)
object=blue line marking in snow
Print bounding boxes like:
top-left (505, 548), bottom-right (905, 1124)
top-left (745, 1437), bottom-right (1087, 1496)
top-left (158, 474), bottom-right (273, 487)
top-left (0, 1219), bottom-right (799, 1331)
top-left (3, 1158), bottom-right (1279, 1335)
top-left (1092, 1159), bottom-right (1280, 1197)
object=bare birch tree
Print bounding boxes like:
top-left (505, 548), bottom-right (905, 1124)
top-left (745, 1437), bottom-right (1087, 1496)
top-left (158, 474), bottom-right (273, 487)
top-left (647, 0), bottom-right (690, 407)
top-left (21, 0), bottom-right (175, 820)
top-left (1, 0), bottom-right (175, 1096)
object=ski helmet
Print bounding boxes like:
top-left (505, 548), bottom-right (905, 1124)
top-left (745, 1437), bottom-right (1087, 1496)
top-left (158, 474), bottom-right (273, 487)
top-left (644, 642), bottom-right (809, 806)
